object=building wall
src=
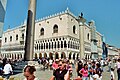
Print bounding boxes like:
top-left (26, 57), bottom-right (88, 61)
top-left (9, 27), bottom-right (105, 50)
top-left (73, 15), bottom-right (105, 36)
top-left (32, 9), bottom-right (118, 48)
top-left (2, 25), bottom-right (26, 46)
top-left (1, 25), bottom-right (26, 59)
top-left (83, 25), bottom-right (91, 59)
top-left (1, 9), bottom-right (105, 60)
top-left (96, 32), bottom-right (103, 57)
top-left (67, 13), bottom-right (79, 39)
top-left (35, 13), bottom-right (79, 40)
top-left (34, 12), bottom-right (80, 59)
top-left (96, 32), bottom-right (102, 48)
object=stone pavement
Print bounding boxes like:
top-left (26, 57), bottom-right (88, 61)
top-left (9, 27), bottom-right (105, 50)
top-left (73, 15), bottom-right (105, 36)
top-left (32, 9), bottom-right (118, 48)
top-left (12, 66), bottom-right (118, 80)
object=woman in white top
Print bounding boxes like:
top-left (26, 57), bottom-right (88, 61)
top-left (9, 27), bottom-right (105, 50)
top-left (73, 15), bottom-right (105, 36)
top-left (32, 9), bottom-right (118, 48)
top-left (23, 65), bottom-right (38, 80)
top-left (3, 60), bottom-right (13, 79)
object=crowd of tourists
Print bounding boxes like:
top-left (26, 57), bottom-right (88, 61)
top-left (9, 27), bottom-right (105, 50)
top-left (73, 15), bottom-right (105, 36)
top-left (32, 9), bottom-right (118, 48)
top-left (36, 57), bottom-right (120, 80)
top-left (0, 57), bottom-right (120, 80)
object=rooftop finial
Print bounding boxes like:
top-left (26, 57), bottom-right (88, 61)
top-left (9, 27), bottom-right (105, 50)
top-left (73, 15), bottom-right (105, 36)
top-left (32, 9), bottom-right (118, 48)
top-left (8, 25), bottom-right (10, 29)
top-left (67, 7), bottom-right (69, 11)
top-left (65, 7), bottom-right (70, 13)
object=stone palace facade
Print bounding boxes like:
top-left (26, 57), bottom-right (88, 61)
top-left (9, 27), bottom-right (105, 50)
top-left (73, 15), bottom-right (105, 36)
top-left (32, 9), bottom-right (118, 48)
top-left (0, 8), bottom-right (104, 60)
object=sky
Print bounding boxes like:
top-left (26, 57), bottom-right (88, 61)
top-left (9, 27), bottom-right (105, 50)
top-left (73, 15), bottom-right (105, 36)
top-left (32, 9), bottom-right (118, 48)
top-left (3, 0), bottom-right (120, 48)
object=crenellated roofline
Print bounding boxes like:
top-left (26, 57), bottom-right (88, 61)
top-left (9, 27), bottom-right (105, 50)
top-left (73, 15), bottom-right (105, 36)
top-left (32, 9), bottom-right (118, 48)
top-left (35, 7), bottom-right (78, 23)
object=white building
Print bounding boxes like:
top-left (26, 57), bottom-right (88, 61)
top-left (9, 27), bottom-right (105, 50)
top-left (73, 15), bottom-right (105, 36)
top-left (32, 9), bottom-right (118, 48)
top-left (107, 45), bottom-right (119, 59)
top-left (0, 8), bottom-right (103, 60)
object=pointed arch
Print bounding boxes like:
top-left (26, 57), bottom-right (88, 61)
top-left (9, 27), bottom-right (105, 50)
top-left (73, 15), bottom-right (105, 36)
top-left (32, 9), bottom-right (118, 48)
top-left (53, 24), bottom-right (58, 33)
top-left (73, 25), bottom-right (76, 34)
top-left (44, 53), bottom-right (47, 58)
top-left (39, 53), bottom-right (42, 59)
top-left (35, 53), bottom-right (38, 59)
top-left (61, 52), bottom-right (66, 59)
top-left (49, 53), bottom-right (53, 59)
top-left (40, 28), bottom-right (44, 35)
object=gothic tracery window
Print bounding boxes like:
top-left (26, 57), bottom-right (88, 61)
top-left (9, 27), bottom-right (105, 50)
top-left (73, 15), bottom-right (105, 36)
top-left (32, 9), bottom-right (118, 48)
top-left (16, 34), bottom-right (18, 40)
top-left (40, 28), bottom-right (44, 35)
top-left (5, 37), bottom-right (7, 42)
top-left (22, 33), bottom-right (24, 40)
top-left (73, 25), bottom-right (76, 34)
top-left (10, 36), bottom-right (12, 41)
top-left (53, 24), bottom-right (58, 33)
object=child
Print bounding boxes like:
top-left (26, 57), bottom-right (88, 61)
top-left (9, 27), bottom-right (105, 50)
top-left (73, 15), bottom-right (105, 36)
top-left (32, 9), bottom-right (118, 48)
top-left (110, 68), bottom-right (115, 80)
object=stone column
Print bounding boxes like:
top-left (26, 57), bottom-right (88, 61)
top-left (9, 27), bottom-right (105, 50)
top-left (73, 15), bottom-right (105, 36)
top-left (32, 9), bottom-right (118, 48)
top-left (80, 25), bottom-right (84, 59)
top-left (24, 0), bottom-right (36, 61)
top-left (77, 15), bottom-right (86, 59)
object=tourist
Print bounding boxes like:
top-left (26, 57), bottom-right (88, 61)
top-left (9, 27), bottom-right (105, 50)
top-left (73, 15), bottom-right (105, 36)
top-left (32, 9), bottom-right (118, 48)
top-left (110, 68), bottom-right (115, 80)
top-left (49, 59), bottom-right (53, 70)
top-left (50, 59), bottom-right (71, 80)
top-left (89, 61), bottom-right (96, 80)
top-left (65, 60), bottom-right (73, 77)
top-left (76, 60), bottom-right (83, 78)
top-left (115, 58), bottom-right (120, 80)
top-left (107, 59), bottom-right (112, 72)
top-left (79, 64), bottom-right (88, 80)
top-left (93, 63), bottom-right (102, 80)
top-left (3, 60), bottom-right (13, 80)
top-left (23, 65), bottom-right (38, 80)
top-left (100, 58), bottom-right (105, 71)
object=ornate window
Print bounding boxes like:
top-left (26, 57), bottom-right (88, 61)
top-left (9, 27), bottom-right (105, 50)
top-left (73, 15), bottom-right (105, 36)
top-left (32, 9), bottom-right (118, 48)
top-left (57, 41), bottom-right (60, 48)
top-left (5, 37), bottom-right (7, 42)
top-left (16, 34), bottom-right (18, 40)
top-left (46, 43), bottom-right (48, 49)
top-left (73, 25), bottom-right (76, 34)
top-left (36, 44), bottom-right (38, 50)
top-left (44, 43), bottom-right (45, 49)
top-left (40, 28), bottom-right (44, 35)
top-left (54, 42), bottom-right (56, 48)
top-left (21, 33), bottom-right (24, 40)
top-left (64, 41), bottom-right (67, 48)
top-left (41, 43), bottom-right (43, 49)
top-left (49, 42), bottom-right (51, 49)
top-left (87, 33), bottom-right (89, 40)
top-left (52, 42), bottom-right (53, 49)
top-left (10, 36), bottom-right (12, 42)
top-left (53, 24), bottom-right (58, 33)
top-left (68, 41), bottom-right (70, 48)
top-left (61, 41), bottom-right (63, 48)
